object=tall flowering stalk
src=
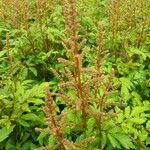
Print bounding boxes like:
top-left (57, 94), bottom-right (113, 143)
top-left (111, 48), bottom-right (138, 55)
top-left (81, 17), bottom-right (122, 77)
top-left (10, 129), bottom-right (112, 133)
top-left (41, 0), bottom-right (119, 149)
top-left (63, 0), bottom-right (86, 118)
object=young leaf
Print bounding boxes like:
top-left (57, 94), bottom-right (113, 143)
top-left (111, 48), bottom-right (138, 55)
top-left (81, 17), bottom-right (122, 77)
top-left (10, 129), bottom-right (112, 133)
top-left (21, 113), bottom-right (43, 123)
top-left (101, 132), bottom-right (107, 150)
top-left (37, 132), bottom-right (49, 145)
top-left (0, 125), bottom-right (15, 142)
top-left (146, 120), bottom-right (150, 131)
top-left (29, 67), bottom-right (37, 76)
top-left (131, 106), bottom-right (147, 117)
top-left (87, 118), bottom-right (95, 129)
top-left (115, 134), bottom-right (134, 149)
top-left (48, 135), bottom-right (57, 145)
top-left (120, 77), bottom-right (133, 90)
top-left (138, 128), bottom-right (148, 141)
top-left (16, 118), bottom-right (30, 127)
top-left (107, 133), bottom-right (120, 149)
top-left (129, 118), bottom-right (146, 124)
top-left (125, 106), bottom-right (130, 118)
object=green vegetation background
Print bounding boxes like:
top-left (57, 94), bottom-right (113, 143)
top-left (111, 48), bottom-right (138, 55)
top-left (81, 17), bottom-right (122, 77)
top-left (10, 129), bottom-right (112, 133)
top-left (0, 0), bottom-right (149, 149)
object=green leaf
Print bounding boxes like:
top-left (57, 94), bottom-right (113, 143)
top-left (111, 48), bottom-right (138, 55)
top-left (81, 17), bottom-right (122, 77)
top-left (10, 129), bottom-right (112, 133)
top-left (21, 113), bottom-right (43, 123)
top-left (21, 80), bottom-right (34, 86)
top-left (0, 50), bottom-right (6, 58)
top-left (123, 124), bottom-right (138, 135)
top-left (121, 84), bottom-right (129, 98)
top-left (101, 132), bottom-right (107, 150)
top-left (131, 106), bottom-right (147, 117)
top-left (0, 118), bottom-right (11, 128)
top-left (117, 112), bottom-right (124, 123)
top-left (30, 84), bottom-right (45, 97)
top-left (129, 118), bottom-right (146, 124)
top-left (27, 98), bottom-right (44, 105)
top-left (115, 134), bottom-right (134, 149)
top-left (16, 118), bottom-right (30, 127)
top-left (87, 118), bottom-right (95, 129)
top-left (21, 103), bottom-right (30, 112)
top-left (67, 113), bottom-right (75, 122)
top-left (129, 48), bottom-right (147, 60)
top-left (125, 106), bottom-right (130, 118)
top-left (138, 128), bottom-right (148, 141)
top-left (48, 135), bottom-right (57, 145)
top-left (120, 77), bottom-right (133, 90)
top-left (29, 67), bottom-right (37, 76)
top-left (21, 67), bottom-right (28, 80)
top-left (0, 125), bottom-right (15, 142)
top-left (107, 134), bottom-right (120, 149)
top-left (5, 139), bottom-right (16, 150)
top-left (98, 87), bottom-right (104, 97)
top-left (146, 120), bottom-right (150, 131)
top-left (37, 132), bottom-right (48, 145)
top-left (22, 141), bottom-right (36, 150)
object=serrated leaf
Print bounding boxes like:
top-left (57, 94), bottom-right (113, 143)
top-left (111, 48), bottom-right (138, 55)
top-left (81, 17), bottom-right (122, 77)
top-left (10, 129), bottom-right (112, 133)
top-left (146, 121), bottom-right (150, 131)
top-left (25, 84), bottom-right (45, 99)
top-left (115, 134), bottom-right (134, 149)
top-left (0, 125), bottom-right (15, 142)
top-left (21, 80), bottom-right (34, 86)
top-left (125, 106), bottom-right (130, 118)
top-left (16, 118), bottom-right (30, 127)
top-left (29, 67), bottom-right (37, 76)
top-left (21, 113), bottom-right (43, 123)
top-left (131, 106), bottom-right (147, 117)
top-left (129, 118), bottom-right (146, 124)
top-left (101, 132), bottom-right (107, 150)
top-left (22, 68), bottom-right (28, 80)
top-left (124, 125), bottom-right (138, 135)
top-left (107, 134), bottom-right (120, 148)
top-left (48, 135), bottom-right (56, 145)
top-left (37, 132), bottom-right (48, 145)
top-left (120, 77), bottom-right (133, 90)
top-left (121, 84), bottom-right (129, 97)
top-left (87, 118), bottom-right (95, 129)
top-left (138, 128), bottom-right (148, 141)
top-left (117, 112), bottom-right (124, 123)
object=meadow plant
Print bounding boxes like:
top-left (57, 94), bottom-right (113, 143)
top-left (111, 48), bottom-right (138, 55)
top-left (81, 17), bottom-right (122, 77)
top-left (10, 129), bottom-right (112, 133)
top-left (40, 0), bottom-right (130, 149)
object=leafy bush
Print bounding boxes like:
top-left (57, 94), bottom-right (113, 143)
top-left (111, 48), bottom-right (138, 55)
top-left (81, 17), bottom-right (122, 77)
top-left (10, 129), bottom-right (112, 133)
top-left (0, 0), bottom-right (149, 150)
top-left (0, 80), bottom-right (45, 149)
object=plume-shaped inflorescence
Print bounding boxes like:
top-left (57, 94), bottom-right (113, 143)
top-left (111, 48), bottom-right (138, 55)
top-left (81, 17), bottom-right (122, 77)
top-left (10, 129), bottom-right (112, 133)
top-left (41, 0), bottom-right (121, 149)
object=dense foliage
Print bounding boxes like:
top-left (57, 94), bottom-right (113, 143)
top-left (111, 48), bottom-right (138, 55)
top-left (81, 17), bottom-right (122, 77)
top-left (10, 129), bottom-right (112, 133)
top-left (0, 0), bottom-right (149, 149)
